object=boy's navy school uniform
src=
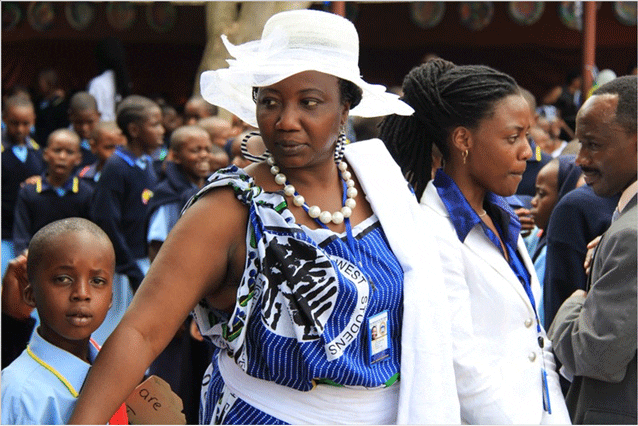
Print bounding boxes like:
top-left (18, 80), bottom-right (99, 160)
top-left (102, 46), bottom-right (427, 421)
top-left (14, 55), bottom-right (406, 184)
top-left (1, 133), bottom-right (45, 275)
top-left (145, 161), bottom-right (199, 244)
top-left (1, 330), bottom-right (128, 424)
top-left (90, 146), bottom-right (158, 291)
top-left (35, 94), bottom-right (69, 146)
top-left (79, 139), bottom-right (98, 169)
top-left (89, 146), bottom-right (158, 345)
top-left (77, 162), bottom-right (101, 189)
top-left (12, 174), bottom-right (93, 254)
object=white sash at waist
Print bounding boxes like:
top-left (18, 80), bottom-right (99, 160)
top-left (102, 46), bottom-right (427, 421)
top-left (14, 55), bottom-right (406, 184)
top-left (218, 351), bottom-right (399, 424)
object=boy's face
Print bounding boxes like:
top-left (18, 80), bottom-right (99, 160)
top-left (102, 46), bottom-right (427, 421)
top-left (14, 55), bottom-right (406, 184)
top-left (4, 105), bottom-right (35, 145)
top-left (137, 106), bottom-right (165, 153)
top-left (162, 108), bottom-right (183, 135)
top-left (70, 109), bottom-right (100, 140)
top-left (91, 128), bottom-right (125, 162)
top-left (173, 134), bottom-right (213, 181)
top-left (24, 231), bottom-right (114, 348)
top-left (209, 151), bottom-right (230, 173)
top-left (184, 103), bottom-right (206, 125)
top-left (44, 134), bottom-right (82, 181)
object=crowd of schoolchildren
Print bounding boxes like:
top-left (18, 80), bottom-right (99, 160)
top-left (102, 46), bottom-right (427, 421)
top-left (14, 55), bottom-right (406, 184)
top-left (0, 48), bottom-right (635, 424)
top-left (0, 69), bottom-right (257, 422)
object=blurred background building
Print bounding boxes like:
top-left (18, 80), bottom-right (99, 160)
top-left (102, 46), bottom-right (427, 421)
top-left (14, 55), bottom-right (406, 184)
top-left (2, 1), bottom-right (636, 111)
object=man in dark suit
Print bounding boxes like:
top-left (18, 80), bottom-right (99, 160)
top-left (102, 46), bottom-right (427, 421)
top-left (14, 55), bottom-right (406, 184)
top-left (548, 75), bottom-right (637, 424)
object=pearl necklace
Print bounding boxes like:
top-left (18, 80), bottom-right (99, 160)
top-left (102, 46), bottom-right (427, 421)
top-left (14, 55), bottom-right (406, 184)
top-left (267, 157), bottom-right (357, 225)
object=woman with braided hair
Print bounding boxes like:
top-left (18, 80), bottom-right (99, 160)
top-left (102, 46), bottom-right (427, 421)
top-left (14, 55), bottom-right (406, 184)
top-left (379, 59), bottom-right (571, 424)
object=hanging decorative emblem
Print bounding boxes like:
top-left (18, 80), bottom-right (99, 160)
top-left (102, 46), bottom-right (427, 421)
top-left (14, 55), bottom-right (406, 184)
top-left (146, 2), bottom-right (177, 33)
top-left (411, 2), bottom-right (446, 29)
top-left (27, 2), bottom-right (55, 32)
top-left (65, 2), bottom-right (95, 31)
top-left (458, 2), bottom-right (494, 31)
top-left (559, 2), bottom-right (602, 31)
top-left (2, 2), bottom-right (22, 31)
top-left (558, 1), bottom-right (583, 30)
top-left (508, 2), bottom-right (545, 26)
top-left (106, 2), bottom-right (136, 31)
top-left (614, 1), bottom-right (636, 26)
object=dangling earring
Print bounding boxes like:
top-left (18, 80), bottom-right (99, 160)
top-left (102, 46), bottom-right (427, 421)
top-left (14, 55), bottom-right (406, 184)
top-left (334, 128), bottom-right (347, 163)
top-left (462, 149), bottom-right (469, 165)
top-left (241, 131), bottom-right (271, 163)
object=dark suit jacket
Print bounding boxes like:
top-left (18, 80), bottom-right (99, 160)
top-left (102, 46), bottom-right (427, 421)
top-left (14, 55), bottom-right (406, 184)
top-left (548, 194), bottom-right (637, 424)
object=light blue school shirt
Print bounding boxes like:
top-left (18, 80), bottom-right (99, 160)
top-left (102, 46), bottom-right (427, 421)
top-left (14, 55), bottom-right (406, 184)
top-left (1, 329), bottom-right (99, 424)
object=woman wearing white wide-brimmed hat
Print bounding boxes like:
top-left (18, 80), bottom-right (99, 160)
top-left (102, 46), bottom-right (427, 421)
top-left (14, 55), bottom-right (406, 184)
top-left (70, 10), bottom-right (459, 424)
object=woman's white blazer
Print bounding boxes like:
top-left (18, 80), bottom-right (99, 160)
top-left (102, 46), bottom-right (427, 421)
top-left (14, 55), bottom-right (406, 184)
top-left (420, 181), bottom-right (571, 424)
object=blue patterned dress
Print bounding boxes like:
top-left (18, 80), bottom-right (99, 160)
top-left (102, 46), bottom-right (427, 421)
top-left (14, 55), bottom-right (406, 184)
top-left (185, 166), bottom-right (404, 424)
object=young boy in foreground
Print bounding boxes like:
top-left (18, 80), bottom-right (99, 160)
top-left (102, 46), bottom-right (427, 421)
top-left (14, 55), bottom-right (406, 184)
top-left (1, 217), bottom-right (127, 424)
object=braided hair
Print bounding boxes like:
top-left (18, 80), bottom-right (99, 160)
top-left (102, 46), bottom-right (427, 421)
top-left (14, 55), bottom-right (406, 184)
top-left (379, 58), bottom-right (520, 199)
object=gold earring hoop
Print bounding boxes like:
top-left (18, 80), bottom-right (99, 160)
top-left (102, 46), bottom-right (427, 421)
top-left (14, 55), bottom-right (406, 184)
top-left (462, 149), bottom-right (469, 165)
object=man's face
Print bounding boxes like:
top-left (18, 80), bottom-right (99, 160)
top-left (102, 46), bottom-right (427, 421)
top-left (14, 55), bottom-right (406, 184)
top-left (576, 94), bottom-right (637, 197)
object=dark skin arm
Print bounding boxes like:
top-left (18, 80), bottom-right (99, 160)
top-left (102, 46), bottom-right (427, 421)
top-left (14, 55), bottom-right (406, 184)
top-left (69, 188), bottom-right (247, 424)
top-left (147, 240), bottom-right (162, 264)
top-left (2, 251), bottom-right (32, 321)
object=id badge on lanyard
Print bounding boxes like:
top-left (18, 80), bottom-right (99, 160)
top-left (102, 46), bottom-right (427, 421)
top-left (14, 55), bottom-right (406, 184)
top-left (368, 310), bottom-right (391, 364)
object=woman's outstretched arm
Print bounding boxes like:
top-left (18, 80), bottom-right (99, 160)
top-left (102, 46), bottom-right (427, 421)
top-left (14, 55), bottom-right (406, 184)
top-left (69, 188), bottom-right (247, 424)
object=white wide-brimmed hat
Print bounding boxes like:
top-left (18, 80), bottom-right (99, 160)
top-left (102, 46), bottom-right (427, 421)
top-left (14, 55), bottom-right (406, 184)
top-left (200, 9), bottom-right (414, 128)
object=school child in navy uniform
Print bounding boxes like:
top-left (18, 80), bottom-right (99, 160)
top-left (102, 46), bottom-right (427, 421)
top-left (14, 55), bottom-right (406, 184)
top-left (1, 218), bottom-right (128, 424)
top-left (89, 95), bottom-right (163, 344)
top-left (517, 138), bottom-right (552, 197)
top-left (146, 125), bottom-right (213, 260)
top-left (68, 92), bottom-right (101, 169)
top-left (145, 125), bottom-right (214, 424)
top-left (12, 129), bottom-right (92, 254)
top-left (1, 96), bottom-right (45, 276)
top-left (77, 121), bottom-right (125, 189)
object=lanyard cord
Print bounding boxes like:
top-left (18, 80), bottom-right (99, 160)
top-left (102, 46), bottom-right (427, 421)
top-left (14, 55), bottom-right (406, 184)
top-left (26, 346), bottom-right (79, 397)
top-left (25, 338), bottom-right (100, 398)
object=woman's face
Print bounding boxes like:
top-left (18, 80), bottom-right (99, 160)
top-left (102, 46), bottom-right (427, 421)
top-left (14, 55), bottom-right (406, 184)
top-left (467, 94), bottom-right (533, 196)
top-left (255, 71), bottom-right (348, 169)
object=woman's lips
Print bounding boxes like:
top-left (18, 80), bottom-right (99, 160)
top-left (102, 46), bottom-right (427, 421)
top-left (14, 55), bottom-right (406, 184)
top-left (276, 141), bottom-right (305, 155)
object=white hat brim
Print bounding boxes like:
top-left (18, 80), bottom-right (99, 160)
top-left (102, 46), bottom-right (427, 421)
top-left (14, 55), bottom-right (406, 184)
top-left (200, 34), bottom-right (413, 128)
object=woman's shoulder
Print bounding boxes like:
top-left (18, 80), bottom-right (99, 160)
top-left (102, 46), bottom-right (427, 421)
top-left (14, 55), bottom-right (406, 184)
top-left (184, 165), bottom-right (289, 221)
top-left (186, 166), bottom-right (257, 207)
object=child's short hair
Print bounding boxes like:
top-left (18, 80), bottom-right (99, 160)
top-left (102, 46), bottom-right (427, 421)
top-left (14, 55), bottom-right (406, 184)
top-left (185, 96), bottom-right (218, 117)
top-left (90, 121), bottom-right (121, 142)
top-left (46, 128), bottom-right (80, 148)
top-left (69, 91), bottom-right (98, 114)
top-left (27, 218), bottom-right (112, 284)
top-left (3, 94), bottom-right (34, 116)
top-left (169, 125), bottom-right (210, 152)
top-left (116, 95), bottom-right (159, 140)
